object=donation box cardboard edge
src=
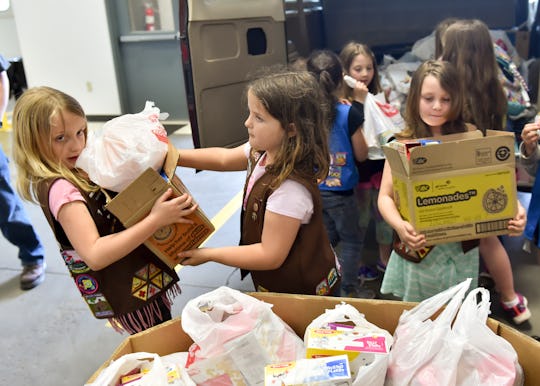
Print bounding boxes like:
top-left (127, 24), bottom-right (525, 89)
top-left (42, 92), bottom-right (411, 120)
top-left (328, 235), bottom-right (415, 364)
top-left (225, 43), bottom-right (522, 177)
top-left (105, 145), bottom-right (214, 269)
top-left (383, 130), bottom-right (517, 244)
top-left (87, 292), bottom-right (540, 386)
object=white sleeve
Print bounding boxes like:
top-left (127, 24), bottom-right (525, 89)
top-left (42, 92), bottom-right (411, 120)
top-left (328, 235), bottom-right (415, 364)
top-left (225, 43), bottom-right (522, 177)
top-left (266, 179), bottom-right (314, 224)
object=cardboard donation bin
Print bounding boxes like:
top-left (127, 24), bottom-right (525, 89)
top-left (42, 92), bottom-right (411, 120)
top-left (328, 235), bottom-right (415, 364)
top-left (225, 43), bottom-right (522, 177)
top-left (106, 145), bottom-right (214, 268)
top-left (87, 292), bottom-right (540, 386)
top-left (383, 130), bottom-right (517, 244)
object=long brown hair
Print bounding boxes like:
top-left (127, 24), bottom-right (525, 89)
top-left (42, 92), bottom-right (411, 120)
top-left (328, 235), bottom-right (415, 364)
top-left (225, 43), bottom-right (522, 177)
top-left (402, 60), bottom-right (467, 139)
top-left (247, 68), bottom-right (331, 186)
top-left (441, 19), bottom-right (507, 132)
top-left (339, 41), bottom-right (381, 100)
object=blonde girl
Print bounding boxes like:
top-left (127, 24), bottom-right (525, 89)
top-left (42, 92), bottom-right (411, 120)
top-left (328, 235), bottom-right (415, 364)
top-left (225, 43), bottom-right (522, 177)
top-left (12, 86), bottom-right (197, 334)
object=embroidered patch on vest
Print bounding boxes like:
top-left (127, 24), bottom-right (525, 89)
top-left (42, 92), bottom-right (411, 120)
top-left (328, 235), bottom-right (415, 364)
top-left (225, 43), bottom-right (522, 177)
top-left (327, 267), bottom-right (339, 288)
top-left (84, 293), bottom-right (114, 318)
top-left (76, 274), bottom-right (99, 295)
top-left (131, 263), bottom-right (173, 301)
top-left (316, 278), bottom-right (330, 295)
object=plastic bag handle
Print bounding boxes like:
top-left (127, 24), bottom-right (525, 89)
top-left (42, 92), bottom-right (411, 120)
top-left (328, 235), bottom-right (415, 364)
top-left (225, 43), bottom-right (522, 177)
top-left (401, 278), bottom-right (472, 324)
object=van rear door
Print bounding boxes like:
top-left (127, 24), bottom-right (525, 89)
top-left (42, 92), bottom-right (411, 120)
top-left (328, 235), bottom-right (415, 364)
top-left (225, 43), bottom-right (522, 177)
top-left (179, 0), bottom-right (287, 149)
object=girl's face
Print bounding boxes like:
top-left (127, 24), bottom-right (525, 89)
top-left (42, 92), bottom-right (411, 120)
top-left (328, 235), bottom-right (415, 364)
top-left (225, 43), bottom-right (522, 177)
top-left (50, 110), bottom-right (87, 169)
top-left (419, 74), bottom-right (451, 134)
top-left (244, 89), bottom-right (287, 160)
top-left (348, 53), bottom-right (375, 86)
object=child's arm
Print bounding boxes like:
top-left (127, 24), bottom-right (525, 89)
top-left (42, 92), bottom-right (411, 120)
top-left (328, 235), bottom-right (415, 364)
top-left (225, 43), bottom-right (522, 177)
top-left (378, 160), bottom-right (426, 249)
top-left (178, 144), bottom-right (248, 171)
top-left (58, 189), bottom-right (197, 271)
top-left (507, 199), bottom-right (526, 237)
top-left (176, 210), bottom-right (301, 270)
top-left (351, 127), bottom-right (368, 162)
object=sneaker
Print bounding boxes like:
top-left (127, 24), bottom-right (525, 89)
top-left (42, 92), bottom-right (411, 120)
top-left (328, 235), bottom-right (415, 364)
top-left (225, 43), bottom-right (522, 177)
top-left (20, 262), bottom-right (46, 290)
top-left (501, 293), bottom-right (531, 325)
top-left (376, 260), bottom-right (387, 273)
top-left (478, 270), bottom-right (495, 291)
top-left (340, 285), bottom-right (376, 299)
top-left (358, 265), bottom-right (379, 282)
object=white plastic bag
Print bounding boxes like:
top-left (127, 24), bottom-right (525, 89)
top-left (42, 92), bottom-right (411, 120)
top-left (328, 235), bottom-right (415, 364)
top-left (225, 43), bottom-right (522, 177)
top-left (181, 286), bottom-right (304, 385)
top-left (85, 352), bottom-right (168, 386)
top-left (363, 93), bottom-right (404, 160)
top-left (304, 302), bottom-right (393, 386)
top-left (76, 101), bottom-right (169, 192)
top-left (385, 278), bottom-right (472, 386)
top-left (453, 288), bottom-right (523, 386)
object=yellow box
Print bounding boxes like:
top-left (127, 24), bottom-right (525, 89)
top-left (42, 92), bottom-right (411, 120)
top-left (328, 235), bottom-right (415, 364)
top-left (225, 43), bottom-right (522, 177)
top-left (383, 130), bottom-right (517, 244)
top-left (105, 145), bottom-right (214, 268)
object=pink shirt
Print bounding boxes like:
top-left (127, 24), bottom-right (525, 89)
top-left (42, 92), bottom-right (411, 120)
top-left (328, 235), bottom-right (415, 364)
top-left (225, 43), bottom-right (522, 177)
top-left (243, 143), bottom-right (313, 224)
top-left (49, 179), bottom-right (85, 220)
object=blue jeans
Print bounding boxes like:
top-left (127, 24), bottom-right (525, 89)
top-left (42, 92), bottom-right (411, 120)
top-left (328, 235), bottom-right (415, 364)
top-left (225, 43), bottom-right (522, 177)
top-left (0, 147), bottom-right (44, 266)
top-left (320, 190), bottom-right (362, 290)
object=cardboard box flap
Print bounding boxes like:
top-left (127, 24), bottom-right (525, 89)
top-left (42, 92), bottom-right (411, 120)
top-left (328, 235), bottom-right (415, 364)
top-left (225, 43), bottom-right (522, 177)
top-left (163, 142), bottom-right (180, 180)
top-left (106, 168), bottom-right (167, 228)
top-left (383, 130), bottom-right (515, 177)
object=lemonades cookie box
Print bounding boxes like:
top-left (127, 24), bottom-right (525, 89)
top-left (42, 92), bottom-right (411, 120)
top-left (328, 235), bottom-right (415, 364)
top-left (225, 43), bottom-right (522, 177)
top-left (382, 130), bottom-right (517, 244)
top-left (106, 144), bottom-right (214, 269)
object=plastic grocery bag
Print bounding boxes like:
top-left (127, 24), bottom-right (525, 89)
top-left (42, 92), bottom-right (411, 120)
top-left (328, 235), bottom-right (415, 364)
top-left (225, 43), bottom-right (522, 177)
top-left (76, 101), bottom-right (169, 192)
top-left (452, 288), bottom-right (524, 386)
top-left (304, 302), bottom-right (393, 386)
top-left (363, 93), bottom-right (404, 160)
top-left (85, 352), bottom-right (169, 386)
top-left (385, 278), bottom-right (472, 386)
top-left (181, 286), bottom-right (304, 385)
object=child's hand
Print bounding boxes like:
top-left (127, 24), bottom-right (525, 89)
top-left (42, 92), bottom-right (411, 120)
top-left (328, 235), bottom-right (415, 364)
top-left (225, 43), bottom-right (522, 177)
top-left (339, 98), bottom-right (352, 106)
top-left (176, 248), bottom-right (211, 266)
top-left (520, 122), bottom-right (540, 157)
top-left (352, 81), bottom-right (369, 104)
top-left (507, 201), bottom-right (526, 237)
top-left (396, 220), bottom-right (426, 250)
top-left (149, 188), bottom-right (197, 228)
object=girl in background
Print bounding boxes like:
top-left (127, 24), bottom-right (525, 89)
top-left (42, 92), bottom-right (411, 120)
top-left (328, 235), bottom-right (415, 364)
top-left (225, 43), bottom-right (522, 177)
top-left (306, 49), bottom-right (374, 299)
top-left (440, 18), bottom-right (531, 324)
top-left (378, 60), bottom-right (526, 302)
top-left (12, 86), bottom-right (197, 334)
top-left (177, 68), bottom-right (341, 296)
top-left (339, 41), bottom-right (394, 280)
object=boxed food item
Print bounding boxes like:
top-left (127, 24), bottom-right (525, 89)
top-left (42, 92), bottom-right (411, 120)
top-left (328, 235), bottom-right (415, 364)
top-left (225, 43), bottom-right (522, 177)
top-left (383, 129), bottom-right (517, 244)
top-left (264, 355), bottom-right (351, 386)
top-left (87, 293), bottom-right (540, 386)
top-left (305, 326), bottom-right (389, 379)
top-left (106, 144), bottom-right (214, 268)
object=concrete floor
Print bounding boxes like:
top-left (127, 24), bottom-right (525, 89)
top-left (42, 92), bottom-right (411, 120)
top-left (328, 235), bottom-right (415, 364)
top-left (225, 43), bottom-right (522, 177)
top-left (1, 121), bottom-right (539, 385)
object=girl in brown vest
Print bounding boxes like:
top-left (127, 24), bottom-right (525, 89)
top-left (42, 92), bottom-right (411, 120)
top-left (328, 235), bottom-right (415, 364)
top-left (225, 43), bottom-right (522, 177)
top-left (176, 68), bottom-right (341, 295)
top-left (12, 86), bottom-right (197, 334)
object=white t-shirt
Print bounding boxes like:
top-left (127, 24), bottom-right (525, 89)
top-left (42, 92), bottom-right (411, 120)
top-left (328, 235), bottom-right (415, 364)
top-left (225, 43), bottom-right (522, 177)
top-left (243, 143), bottom-right (313, 224)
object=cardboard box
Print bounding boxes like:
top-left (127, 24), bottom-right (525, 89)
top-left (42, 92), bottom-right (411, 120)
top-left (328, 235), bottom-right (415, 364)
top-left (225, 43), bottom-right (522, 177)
top-left (105, 145), bottom-right (214, 268)
top-left (87, 292), bottom-right (540, 385)
top-left (383, 130), bottom-right (517, 244)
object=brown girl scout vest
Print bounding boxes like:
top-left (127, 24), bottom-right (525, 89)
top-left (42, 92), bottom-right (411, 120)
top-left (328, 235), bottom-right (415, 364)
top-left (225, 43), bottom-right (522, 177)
top-left (240, 152), bottom-right (340, 295)
top-left (38, 179), bottom-right (180, 334)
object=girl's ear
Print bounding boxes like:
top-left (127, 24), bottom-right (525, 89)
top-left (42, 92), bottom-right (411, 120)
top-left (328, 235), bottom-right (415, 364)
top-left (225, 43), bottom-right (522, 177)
top-left (287, 123), bottom-right (297, 138)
